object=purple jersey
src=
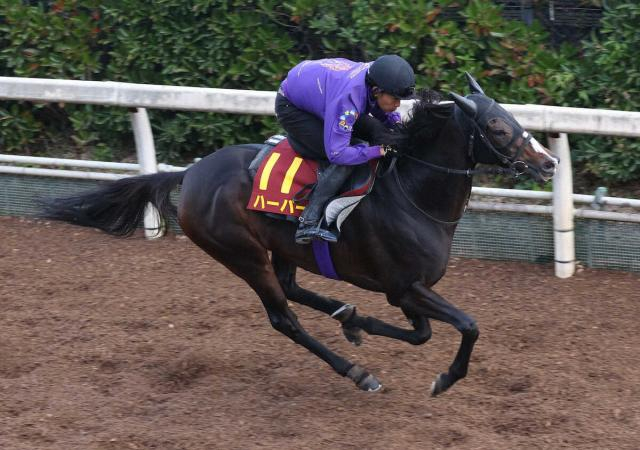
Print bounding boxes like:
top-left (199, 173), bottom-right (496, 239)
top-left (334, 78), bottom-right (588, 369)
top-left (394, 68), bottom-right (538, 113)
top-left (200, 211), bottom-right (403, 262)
top-left (280, 58), bottom-right (399, 165)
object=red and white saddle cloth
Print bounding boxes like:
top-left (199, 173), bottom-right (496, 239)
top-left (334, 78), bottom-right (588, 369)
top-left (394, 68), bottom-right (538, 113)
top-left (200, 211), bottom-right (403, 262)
top-left (247, 138), bottom-right (379, 231)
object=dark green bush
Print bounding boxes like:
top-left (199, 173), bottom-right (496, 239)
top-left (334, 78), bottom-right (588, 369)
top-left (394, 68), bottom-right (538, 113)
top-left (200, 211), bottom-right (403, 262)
top-left (0, 0), bottom-right (102, 154)
top-left (0, 0), bottom-right (636, 191)
top-left (554, 2), bottom-right (640, 184)
top-left (0, 0), bottom-right (297, 161)
top-left (282, 0), bottom-right (572, 104)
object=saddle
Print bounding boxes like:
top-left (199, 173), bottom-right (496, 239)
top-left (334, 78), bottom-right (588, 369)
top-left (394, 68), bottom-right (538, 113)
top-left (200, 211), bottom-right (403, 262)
top-left (246, 136), bottom-right (379, 233)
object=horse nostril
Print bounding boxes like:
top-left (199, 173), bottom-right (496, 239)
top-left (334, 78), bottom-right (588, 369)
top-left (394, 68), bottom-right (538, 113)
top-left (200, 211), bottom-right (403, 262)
top-left (543, 160), bottom-right (557, 172)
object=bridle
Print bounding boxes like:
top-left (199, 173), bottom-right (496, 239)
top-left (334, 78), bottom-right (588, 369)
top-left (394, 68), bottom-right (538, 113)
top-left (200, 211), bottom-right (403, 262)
top-left (386, 98), bottom-right (534, 225)
top-left (391, 101), bottom-right (532, 179)
top-left (471, 99), bottom-right (532, 177)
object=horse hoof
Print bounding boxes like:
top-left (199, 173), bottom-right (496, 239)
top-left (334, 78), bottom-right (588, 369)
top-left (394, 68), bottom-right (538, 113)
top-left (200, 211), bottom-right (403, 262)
top-left (346, 365), bottom-right (381, 392)
top-left (430, 373), bottom-right (450, 397)
top-left (358, 374), bottom-right (382, 392)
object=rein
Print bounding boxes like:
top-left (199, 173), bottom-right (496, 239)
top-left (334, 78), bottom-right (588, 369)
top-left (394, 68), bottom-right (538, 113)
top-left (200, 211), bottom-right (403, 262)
top-left (399, 150), bottom-right (517, 177)
top-left (392, 165), bottom-right (463, 225)
top-left (379, 132), bottom-right (516, 180)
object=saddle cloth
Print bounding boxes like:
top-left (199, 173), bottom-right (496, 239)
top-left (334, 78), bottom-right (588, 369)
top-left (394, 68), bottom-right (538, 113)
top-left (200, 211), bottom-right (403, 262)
top-left (247, 137), bottom-right (379, 231)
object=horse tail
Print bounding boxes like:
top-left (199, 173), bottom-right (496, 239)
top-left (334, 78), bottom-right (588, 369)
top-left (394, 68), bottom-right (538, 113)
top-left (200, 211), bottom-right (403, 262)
top-left (40, 170), bottom-right (186, 236)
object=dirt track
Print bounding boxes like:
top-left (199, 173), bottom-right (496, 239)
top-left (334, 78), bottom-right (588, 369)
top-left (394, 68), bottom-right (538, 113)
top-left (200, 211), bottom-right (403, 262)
top-left (1, 216), bottom-right (639, 449)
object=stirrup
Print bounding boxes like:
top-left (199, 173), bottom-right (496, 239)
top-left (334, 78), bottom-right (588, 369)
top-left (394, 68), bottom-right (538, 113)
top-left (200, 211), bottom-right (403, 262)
top-left (295, 223), bottom-right (338, 245)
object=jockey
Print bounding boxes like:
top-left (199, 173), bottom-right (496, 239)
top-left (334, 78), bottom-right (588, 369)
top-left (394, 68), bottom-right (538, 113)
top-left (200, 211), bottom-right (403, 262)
top-left (275, 54), bottom-right (416, 244)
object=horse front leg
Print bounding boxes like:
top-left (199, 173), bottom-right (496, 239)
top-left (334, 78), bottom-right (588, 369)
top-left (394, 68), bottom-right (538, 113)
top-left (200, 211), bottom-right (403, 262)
top-left (406, 282), bottom-right (479, 396)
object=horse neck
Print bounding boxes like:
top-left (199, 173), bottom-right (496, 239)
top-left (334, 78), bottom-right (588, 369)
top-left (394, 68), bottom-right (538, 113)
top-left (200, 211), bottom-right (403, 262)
top-left (395, 113), bottom-right (474, 224)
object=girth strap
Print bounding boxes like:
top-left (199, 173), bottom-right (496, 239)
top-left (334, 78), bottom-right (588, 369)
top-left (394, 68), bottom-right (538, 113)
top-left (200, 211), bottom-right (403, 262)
top-left (312, 240), bottom-right (340, 279)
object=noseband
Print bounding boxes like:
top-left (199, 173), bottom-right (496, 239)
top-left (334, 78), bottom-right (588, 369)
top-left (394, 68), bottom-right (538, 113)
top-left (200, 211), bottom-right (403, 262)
top-left (472, 99), bottom-right (532, 176)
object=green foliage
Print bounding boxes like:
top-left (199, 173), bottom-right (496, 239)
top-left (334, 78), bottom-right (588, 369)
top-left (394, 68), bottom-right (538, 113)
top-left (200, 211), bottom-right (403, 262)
top-left (554, 2), bottom-right (640, 183)
top-left (0, 0), bottom-right (297, 161)
top-left (0, 0), bottom-right (637, 188)
top-left (0, 0), bottom-right (102, 79)
top-left (0, 102), bottom-right (42, 151)
top-left (89, 0), bottom-right (301, 161)
top-left (0, 0), bottom-right (102, 152)
top-left (282, 0), bottom-right (573, 104)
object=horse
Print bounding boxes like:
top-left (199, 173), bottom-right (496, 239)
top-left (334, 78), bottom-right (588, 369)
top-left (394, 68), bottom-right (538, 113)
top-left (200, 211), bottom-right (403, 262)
top-left (41, 73), bottom-right (558, 396)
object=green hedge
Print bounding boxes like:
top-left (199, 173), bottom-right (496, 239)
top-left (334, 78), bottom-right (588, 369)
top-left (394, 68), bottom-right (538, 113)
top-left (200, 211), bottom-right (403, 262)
top-left (551, 2), bottom-right (640, 184)
top-left (0, 1), bottom-right (637, 189)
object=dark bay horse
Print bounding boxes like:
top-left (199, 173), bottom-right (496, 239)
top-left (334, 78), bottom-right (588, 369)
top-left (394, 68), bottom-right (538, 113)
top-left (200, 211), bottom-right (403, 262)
top-left (42, 74), bottom-right (558, 396)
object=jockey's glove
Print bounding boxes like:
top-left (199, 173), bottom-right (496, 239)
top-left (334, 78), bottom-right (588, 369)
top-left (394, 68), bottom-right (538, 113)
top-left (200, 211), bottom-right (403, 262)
top-left (381, 144), bottom-right (398, 156)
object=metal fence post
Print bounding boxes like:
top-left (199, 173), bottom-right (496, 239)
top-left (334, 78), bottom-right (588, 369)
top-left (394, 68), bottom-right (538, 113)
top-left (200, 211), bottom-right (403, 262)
top-left (130, 107), bottom-right (162, 239)
top-left (548, 132), bottom-right (575, 278)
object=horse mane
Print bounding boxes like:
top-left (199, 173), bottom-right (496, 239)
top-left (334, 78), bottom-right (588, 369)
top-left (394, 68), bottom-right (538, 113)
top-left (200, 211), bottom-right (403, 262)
top-left (394, 89), bottom-right (454, 155)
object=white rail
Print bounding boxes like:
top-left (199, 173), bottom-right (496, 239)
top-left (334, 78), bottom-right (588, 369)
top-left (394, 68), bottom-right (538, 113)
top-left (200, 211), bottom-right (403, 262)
top-left (4, 76), bottom-right (640, 136)
top-left (0, 77), bottom-right (277, 114)
top-left (0, 154), bottom-right (140, 171)
top-left (469, 201), bottom-right (640, 223)
top-left (1, 76), bottom-right (639, 277)
top-left (0, 165), bottom-right (128, 181)
top-left (0, 154), bottom-right (184, 173)
top-left (5, 156), bottom-right (637, 208)
top-left (471, 186), bottom-right (640, 208)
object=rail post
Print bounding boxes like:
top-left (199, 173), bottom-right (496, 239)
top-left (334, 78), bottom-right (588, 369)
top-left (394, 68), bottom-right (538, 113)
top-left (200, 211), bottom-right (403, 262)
top-left (548, 132), bottom-right (575, 278)
top-left (130, 107), bottom-right (162, 239)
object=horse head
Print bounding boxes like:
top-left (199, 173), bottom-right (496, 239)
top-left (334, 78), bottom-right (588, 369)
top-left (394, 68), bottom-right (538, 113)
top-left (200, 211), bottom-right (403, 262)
top-left (450, 73), bottom-right (558, 182)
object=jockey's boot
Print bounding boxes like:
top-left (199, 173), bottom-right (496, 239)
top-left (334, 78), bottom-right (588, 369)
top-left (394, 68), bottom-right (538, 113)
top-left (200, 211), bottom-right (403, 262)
top-left (295, 164), bottom-right (354, 245)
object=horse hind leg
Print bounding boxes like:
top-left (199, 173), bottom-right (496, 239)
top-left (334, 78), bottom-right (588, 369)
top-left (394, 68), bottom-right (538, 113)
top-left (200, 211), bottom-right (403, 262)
top-left (323, 287), bottom-right (434, 347)
top-left (210, 245), bottom-right (382, 392)
top-left (271, 253), bottom-right (364, 346)
top-left (272, 253), bottom-right (432, 347)
top-left (338, 304), bottom-right (432, 346)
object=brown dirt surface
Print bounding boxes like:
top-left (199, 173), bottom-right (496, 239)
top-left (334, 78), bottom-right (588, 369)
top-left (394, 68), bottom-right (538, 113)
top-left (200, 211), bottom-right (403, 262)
top-left (1, 215), bottom-right (639, 450)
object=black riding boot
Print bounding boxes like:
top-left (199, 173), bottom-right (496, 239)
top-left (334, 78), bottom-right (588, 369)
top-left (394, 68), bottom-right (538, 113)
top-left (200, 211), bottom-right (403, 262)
top-left (295, 164), bottom-right (354, 244)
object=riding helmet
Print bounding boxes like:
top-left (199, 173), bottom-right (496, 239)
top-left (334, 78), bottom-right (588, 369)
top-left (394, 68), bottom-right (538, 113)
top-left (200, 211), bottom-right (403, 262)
top-left (366, 54), bottom-right (416, 99)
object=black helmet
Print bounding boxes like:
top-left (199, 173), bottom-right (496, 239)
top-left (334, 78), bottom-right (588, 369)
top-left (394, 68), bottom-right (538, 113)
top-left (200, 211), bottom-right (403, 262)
top-left (366, 55), bottom-right (416, 99)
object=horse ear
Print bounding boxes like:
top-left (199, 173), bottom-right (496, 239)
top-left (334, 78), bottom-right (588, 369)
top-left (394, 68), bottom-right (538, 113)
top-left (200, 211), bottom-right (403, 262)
top-left (449, 92), bottom-right (478, 117)
top-left (464, 72), bottom-right (485, 95)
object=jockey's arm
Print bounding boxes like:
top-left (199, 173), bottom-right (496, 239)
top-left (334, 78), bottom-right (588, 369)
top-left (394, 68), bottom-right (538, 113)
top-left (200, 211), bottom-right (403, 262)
top-left (324, 99), bottom-right (383, 165)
